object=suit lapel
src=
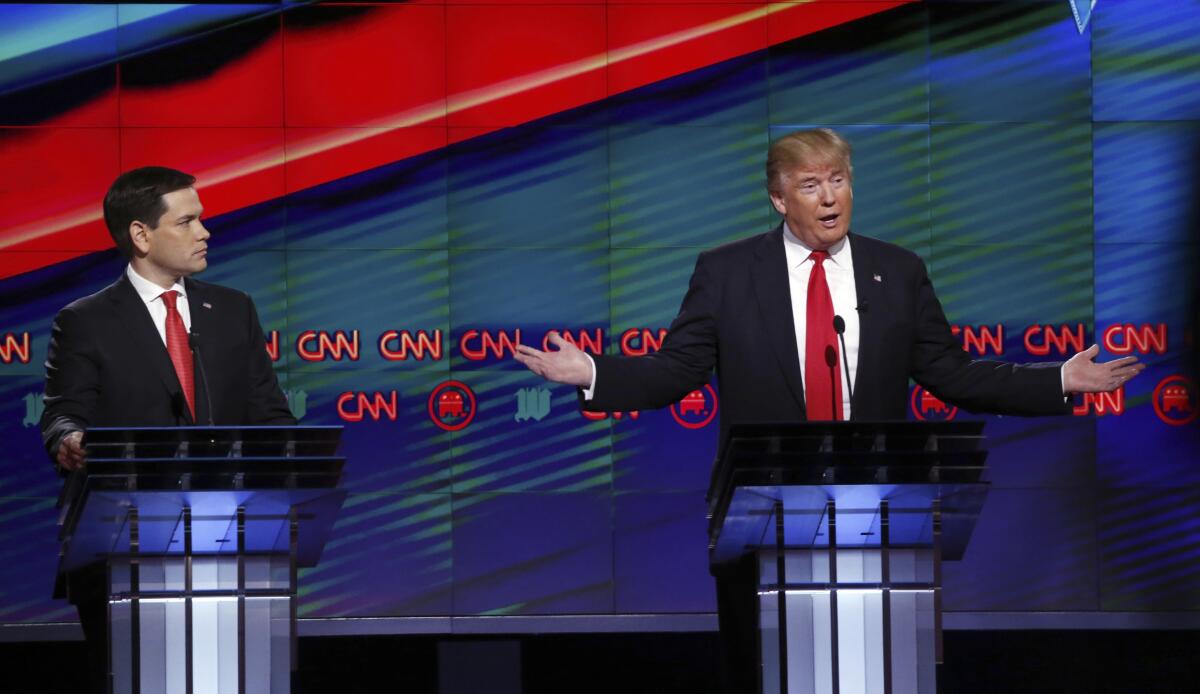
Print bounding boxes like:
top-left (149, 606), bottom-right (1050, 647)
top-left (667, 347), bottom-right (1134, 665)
top-left (751, 228), bottom-right (806, 413)
top-left (186, 278), bottom-right (212, 425)
top-left (848, 233), bottom-right (881, 419)
top-left (109, 273), bottom-right (194, 424)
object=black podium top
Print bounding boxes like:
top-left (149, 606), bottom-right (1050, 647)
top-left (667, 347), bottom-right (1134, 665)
top-left (83, 424), bottom-right (343, 458)
top-left (57, 426), bottom-right (346, 571)
top-left (707, 421), bottom-right (990, 563)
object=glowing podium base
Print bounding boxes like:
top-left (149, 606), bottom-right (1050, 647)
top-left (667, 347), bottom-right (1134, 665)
top-left (57, 426), bottom-right (345, 694)
top-left (708, 422), bottom-right (990, 694)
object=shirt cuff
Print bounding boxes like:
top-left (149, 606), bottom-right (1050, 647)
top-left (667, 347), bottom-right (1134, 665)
top-left (582, 353), bottom-right (597, 400)
top-left (1060, 364), bottom-right (1069, 398)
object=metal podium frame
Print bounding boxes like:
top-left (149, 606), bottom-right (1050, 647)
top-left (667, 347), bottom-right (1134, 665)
top-left (707, 421), bottom-right (990, 694)
top-left (56, 425), bottom-right (346, 694)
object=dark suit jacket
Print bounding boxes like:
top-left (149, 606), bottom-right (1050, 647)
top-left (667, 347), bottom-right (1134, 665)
top-left (41, 271), bottom-right (295, 601)
top-left (585, 228), bottom-right (1070, 449)
top-left (40, 271), bottom-right (295, 459)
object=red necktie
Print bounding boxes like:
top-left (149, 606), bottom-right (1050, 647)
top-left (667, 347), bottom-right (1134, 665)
top-left (805, 251), bottom-right (843, 421)
top-left (161, 290), bottom-right (195, 420)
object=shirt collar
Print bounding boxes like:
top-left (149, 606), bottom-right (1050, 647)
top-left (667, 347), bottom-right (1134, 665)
top-left (781, 222), bottom-right (851, 269)
top-left (126, 264), bottom-right (187, 304)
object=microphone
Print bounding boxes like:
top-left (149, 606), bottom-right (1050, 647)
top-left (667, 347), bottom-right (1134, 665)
top-left (189, 330), bottom-right (215, 426)
top-left (833, 315), bottom-right (853, 420)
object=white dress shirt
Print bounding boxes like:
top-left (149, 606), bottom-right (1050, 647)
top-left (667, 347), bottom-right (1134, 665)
top-left (782, 224), bottom-right (858, 419)
top-left (126, 264), bottom-right (191, 345)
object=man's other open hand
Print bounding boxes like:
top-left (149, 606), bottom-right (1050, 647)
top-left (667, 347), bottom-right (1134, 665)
top-left (1063, 344), bottom-right (1145, 394)
top-left (514, 331), bottom-right (594, 387)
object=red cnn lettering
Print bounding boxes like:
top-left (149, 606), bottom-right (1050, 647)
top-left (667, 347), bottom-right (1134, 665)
top-left (1102, 323), bottom-right (1168, 355)
top-left (265, 331), bottom-right (280, 362)
top-left (336, 391), bottom-right (398, 422)
top-left (951, 324), bottom-right (1004, 355)
top-left (1024, 324), bottom-right (1085, 356)
top-left (620, 328), bottom-right (668, 356)
top-left (545, 329), bottom-right (604, 355)
top-left (297, 330), bottom-right (360, 362)
top-left (1072, 389), bottom-right (1125, 417)
top-left (0, 332), bottom-right (31, 364)
top-left (379, 330), bottom-right (443, 361)
top-left (336, 392), bottom-right (361, 422)
top-left (460, 329), bottom-right (521, 361)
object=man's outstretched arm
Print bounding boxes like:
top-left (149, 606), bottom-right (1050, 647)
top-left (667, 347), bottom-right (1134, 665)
top-left (514, 251), bottom-right (720, 411)
top-left (908, 258), bottom-right (1145, 413)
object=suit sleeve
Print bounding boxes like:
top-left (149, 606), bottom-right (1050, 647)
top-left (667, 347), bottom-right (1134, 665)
top-left (40, 307), bottom-right (96, 461)
top-left (907, 259), bottom-right (1070, 416)
top-left (243, 296), bottom-right (297, 425)
top-left (584, 251), bottom-right (720, 411)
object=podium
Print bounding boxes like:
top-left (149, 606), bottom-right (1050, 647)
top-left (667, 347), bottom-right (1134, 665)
top-left (57, 426), bottom-right (346, 694)
top-left (708, 422), bottom-right (990, 694)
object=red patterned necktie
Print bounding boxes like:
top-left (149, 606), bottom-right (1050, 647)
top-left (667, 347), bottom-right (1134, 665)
top-left (161, 290), bottom-right (195, 420)
top-left (805, 250), bottom-right (843, 421)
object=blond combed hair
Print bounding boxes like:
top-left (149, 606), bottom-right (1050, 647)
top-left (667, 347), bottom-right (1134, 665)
top-left (766, 128), bottom-right (853, 193)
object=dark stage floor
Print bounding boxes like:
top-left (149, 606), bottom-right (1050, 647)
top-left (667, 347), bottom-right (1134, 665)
top-left (2, 629), bottom-right (1197, 693)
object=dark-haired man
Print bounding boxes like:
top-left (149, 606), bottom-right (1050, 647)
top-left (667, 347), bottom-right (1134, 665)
top-left (41, 166), bottom-right (294, 691)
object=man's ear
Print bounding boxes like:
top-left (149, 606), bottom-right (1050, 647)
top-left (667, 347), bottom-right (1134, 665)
top-left (768, 189), bottom-right (787, 216)
top-left (128, 220), bottom-right (151, 256)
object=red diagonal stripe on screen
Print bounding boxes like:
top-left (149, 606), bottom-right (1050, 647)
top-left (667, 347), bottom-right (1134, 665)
top-left (0, 1), bottom-right (909, 280)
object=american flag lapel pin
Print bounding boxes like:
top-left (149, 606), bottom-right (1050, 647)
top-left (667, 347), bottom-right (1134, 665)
top-left (202, 302), bottom-right (212, 309)
top-left (873, 274), bottom-right (882, 283)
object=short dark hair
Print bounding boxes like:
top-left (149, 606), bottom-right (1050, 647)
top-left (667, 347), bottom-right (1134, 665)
top-left (103, 167), bottom-right (196, 258)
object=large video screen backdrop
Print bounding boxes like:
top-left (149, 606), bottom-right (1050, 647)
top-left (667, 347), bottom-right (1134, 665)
top-left (1, 1), bottom-right (1197, 624)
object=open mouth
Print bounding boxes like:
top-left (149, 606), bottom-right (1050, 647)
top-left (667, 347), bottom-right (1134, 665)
top-left (818, 213), bottom-right (840, 228)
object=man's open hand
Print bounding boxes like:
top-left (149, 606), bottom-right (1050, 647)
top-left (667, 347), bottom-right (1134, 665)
top-left (56, 430), bottom-right (86, 471)
top-left (1063, 344), bottom-right (1145, 394)
top-left (514, 331), bottom-right (594, 387)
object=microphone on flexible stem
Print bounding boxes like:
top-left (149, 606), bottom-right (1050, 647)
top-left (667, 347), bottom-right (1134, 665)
top-left (833, 315), bottom-right (854, 420)
top-left (189, 331), bottom-right (215, 426)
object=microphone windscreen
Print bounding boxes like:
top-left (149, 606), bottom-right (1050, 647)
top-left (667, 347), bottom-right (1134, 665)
top-left (832, 315), bottom-right (846, 335)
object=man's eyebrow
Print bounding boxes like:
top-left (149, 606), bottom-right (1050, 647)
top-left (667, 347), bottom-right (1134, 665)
top-left (796, 170), bottom-right (845, 183)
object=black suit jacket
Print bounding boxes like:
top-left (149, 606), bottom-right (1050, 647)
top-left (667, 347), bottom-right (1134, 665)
top-left (586, 228), bottom-right (1070, 449)
top-left (41, 271), bottom-right (295, 459)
